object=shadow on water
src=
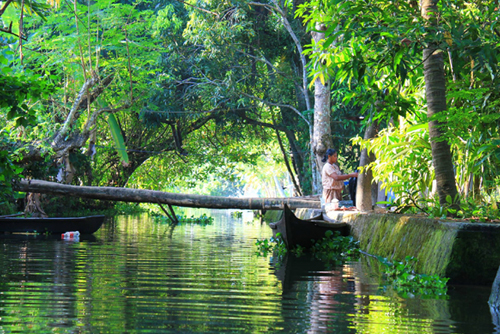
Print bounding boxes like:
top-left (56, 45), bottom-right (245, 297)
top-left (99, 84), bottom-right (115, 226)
top-left (272, 254), bottom-right (328, 292)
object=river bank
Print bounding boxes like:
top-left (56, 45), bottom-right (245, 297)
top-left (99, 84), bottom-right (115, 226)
top-left (290, 208), bottom-right (500, 285)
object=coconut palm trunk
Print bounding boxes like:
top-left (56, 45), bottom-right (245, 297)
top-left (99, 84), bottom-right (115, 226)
top-left (421, 0), bottom-right (459, 207)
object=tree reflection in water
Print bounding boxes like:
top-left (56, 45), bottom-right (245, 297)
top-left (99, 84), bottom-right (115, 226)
top-left (0, 213), bottom-right (496, 333)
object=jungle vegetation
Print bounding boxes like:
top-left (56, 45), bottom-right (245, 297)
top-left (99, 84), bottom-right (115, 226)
top-left (0, 0), bottom-right (499, 219)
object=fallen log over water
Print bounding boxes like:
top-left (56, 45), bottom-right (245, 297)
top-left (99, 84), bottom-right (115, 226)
top-left (14, 179), bottom-right (320, 210)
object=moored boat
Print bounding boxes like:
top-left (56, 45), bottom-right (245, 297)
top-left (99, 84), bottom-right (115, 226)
top-left (0, 215), bottom-right (105, 234)
top-left (269, 205), bottom-right (349, 249)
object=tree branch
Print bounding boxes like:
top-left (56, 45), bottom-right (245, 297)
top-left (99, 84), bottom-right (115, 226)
top-left (235, 48), bottom-right (299, 86)
top-left (241, 93), bottom-right (310, 127)
top-left (57, 75), bottom-right (98, 138)
top-left (0, 0), bottom-right (13, 17)
top-left (175, 0), bottom-right (219, 18)
top-left (83, 102), bottom-right (132, 134)
top-left (272, 112), bottom-right (303, 196)
top-left (0, 21), bottom-right (27, 40)
top-left (248, 1), bottom-right (311, 111)
top-left (78, 73), bottom-right (114, 110)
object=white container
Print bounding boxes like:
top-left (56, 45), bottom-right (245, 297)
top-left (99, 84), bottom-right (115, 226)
top-left (61, 231), bottom-right (80, 240)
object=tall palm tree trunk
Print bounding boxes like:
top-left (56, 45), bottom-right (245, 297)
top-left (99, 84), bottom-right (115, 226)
top-left (421, 0), bottom-right (459, 207)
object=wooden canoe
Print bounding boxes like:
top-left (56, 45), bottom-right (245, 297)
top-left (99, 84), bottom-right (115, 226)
top-left (269, 205), bottom-right (349, 249)
top-left (0, 215), bottom-right (105, 234)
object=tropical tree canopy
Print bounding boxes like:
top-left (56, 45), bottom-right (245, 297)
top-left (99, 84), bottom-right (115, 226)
top-left (2, 0), bottom-right (498, 219)
top-left (299, 0), bottom-right (500, 215)
top-left (0, 0), bottom-right (365, 213)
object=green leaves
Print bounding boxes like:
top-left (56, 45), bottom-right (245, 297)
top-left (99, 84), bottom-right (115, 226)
top-left (298, 0), bottom-right (424, 121)
top-left (106, 112), bottom-right (129, 166)
top-left (255, 233), bottom-right (287, 258)
top-left (353, 113), bottom-right (434, 210)
top-left (0, 131), bottom-right (25, 210)
top-left (0, 57), bottom-right (54, 127)
top-left (299, 0), bottom-right (500, 210)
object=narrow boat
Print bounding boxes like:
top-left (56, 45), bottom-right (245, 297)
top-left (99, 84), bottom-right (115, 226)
top-left (269, 205), bottom-right (349, 249)
top-left (0, 215), bottom-right (105, 234)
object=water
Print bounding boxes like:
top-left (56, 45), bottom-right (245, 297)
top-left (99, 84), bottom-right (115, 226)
top-left (0, 210), bottom-right (496, 333)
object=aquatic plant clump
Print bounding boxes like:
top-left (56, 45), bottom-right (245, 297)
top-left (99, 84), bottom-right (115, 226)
top-left (376, 255), bottom-right (449, 298)
top-left (231, 211), bottom-right (243, 219)
top-left (308, 230), bottom-right (360, 265)
top-left (255, 233), bottom-right (287, 258)
top-left (153, 213), bottom-right (214, 225)
top-left (256, 230), bottom-right (360, 265)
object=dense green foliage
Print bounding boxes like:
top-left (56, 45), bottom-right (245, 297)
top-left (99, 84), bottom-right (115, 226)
top-left (298, 0), bottom-right (500, 216)
top-left (3, 0), bottom-right (346, 212)
top-left (0, 0), bottom-right (366, 211)
top-left (1, 0), bottom-right (500, 220)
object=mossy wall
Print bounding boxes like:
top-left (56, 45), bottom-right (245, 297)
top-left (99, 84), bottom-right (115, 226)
top-left (326, 211), bottom-right (500, 285)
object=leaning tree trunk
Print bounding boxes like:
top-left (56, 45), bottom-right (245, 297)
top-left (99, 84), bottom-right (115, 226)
top-left (311, 23), bottom-right (333, 192)
top-left (268, 0), bottom-right (316, 195)
top-left (421, 0), bottom-right (459, 207)
top-left (13, 179), bottom-right (321, 210)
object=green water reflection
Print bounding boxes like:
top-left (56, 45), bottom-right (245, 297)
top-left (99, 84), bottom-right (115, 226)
top-left (0, 210), bottom-right (496, 333)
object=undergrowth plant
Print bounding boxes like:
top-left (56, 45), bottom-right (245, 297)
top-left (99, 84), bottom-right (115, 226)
top-left (355, 115), bottom-right (500, 222)
top-left (352, 116), bottom-right (434, 212)
top-left (384, 193), bottom-right (500, 222)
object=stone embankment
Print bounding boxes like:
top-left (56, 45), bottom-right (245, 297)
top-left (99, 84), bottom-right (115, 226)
top-left (295, 208), bottom-right (500, 285)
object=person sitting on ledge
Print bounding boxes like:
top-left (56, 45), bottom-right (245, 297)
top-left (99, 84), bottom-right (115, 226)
top-left (321, 148), bottom-right (358, 203)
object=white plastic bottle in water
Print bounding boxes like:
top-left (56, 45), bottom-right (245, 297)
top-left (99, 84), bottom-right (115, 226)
top-left (61, 231), bottom-right (80, 240)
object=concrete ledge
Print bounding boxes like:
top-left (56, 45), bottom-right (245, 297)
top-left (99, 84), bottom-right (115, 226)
top-left (325, 211), bottom-right (500, 285)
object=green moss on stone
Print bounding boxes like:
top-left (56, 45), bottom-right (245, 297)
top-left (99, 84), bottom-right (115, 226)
top-left (325, 211), bottom-right (500, 284)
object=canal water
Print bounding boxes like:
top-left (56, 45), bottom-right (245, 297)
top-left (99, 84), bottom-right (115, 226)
top-left (0, 210), bottom-right (496, 333)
